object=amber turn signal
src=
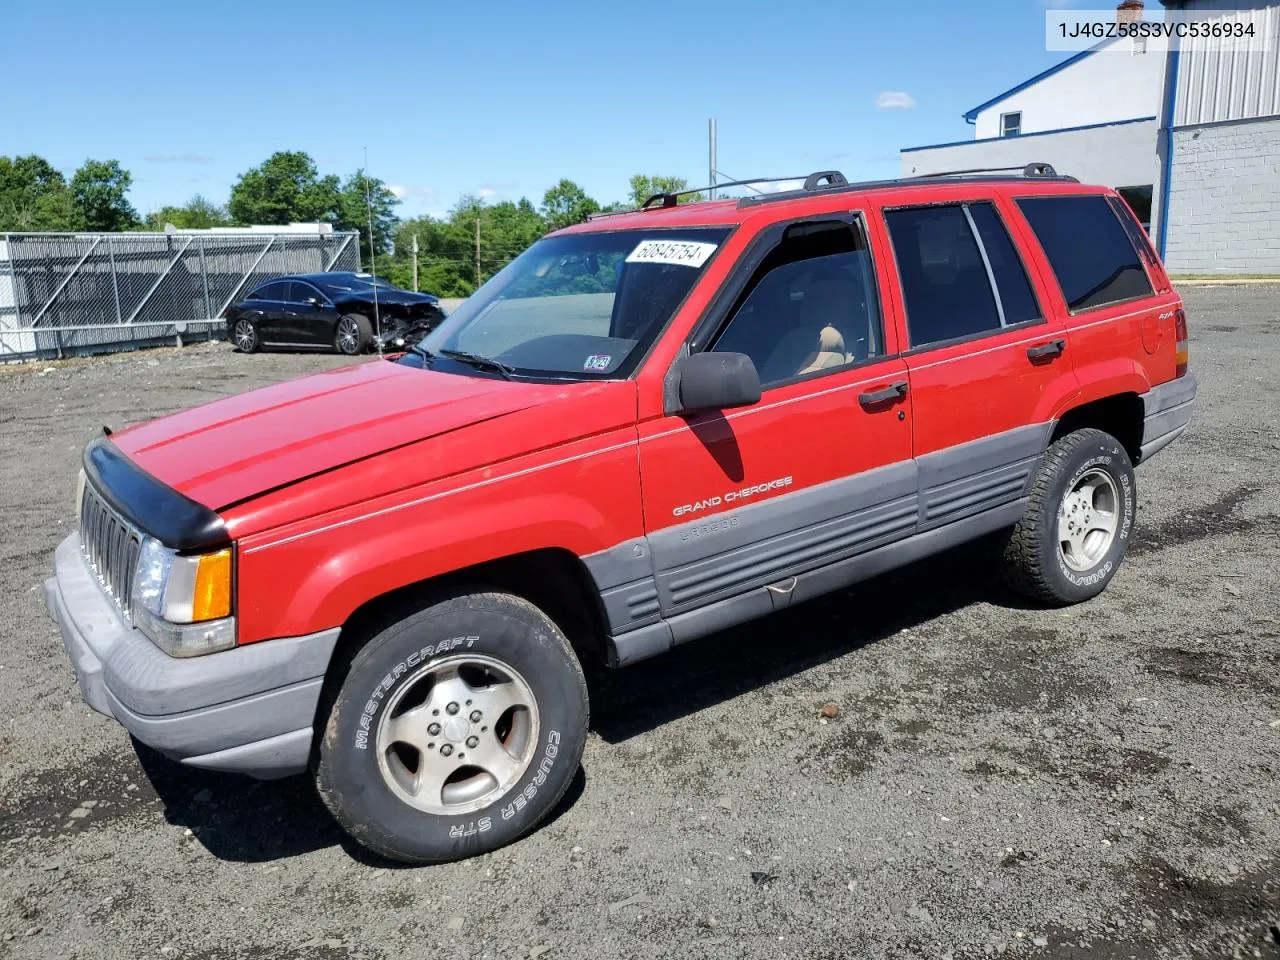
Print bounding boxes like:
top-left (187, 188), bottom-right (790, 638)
top-left (191, 549), bottom-right (232, 621)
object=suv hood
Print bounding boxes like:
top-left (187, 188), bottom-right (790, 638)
top-left (110, 359), bottom-right (539, 510)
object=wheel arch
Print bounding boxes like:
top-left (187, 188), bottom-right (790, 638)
top-left (1049, 391), bottom-right (1145, 464)
top-left (311, 546), bottom-right (611, 743)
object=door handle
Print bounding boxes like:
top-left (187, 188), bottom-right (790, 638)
top-left (858, 380), bottom-right (908, 409)
top-left (1026, 338), bottom-right (1066, 362)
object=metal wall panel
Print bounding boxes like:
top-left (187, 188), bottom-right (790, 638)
top-left (1174, 1), bottom-right (1280, 125)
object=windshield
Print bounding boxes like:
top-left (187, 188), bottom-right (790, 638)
top-left (409, 227), bottom-right (731, 380)
top-left (315, 274), bottom-right (399, 295)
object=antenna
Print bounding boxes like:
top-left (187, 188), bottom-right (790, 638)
top-left (364, 146), bottom-right (382, 353)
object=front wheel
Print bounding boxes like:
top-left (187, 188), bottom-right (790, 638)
top-left (1000, 428), bottom-right (1136, 605)
top-left (315, 590), bottom-right (588, 864)
top-left (334, 314), bottom-right (371, 355)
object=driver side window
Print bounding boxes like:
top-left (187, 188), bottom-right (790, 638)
top-left (710, 219), bottom-right (883, 387)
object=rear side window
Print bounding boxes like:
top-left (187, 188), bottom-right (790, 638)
top-left (1016, 195), bottom-right (1153, 312)
top-left (249, 281), bottom-right (287, 301)
top-left (886, 201), bottom-right (1041, 348)
top-left (967, 203), bottom-right (1040, 327)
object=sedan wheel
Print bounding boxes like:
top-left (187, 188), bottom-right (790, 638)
top-left (335, 316), bottom-right (366, 355)
top-left (233, 319), bottom-right (258, 353)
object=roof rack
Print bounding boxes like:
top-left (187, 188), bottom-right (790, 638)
top-left (736, 162), bottom-right (1077, 208)
top-left (639, 175), bottom-right (808, 210)
top-left (587, 162), bottom-right (1078, 220)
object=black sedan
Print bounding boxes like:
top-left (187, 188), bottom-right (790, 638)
top-left (225, 273), bottom-right (445, 355)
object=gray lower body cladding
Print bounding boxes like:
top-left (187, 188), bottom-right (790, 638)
top-left (44, 533), bottom-right (339, 778)
top-left (596, 422), bottom-right (1051, 667)
top-left (1139, 372), bottom-right (1198, 462)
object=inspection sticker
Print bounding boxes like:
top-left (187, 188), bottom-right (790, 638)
top-left (625, 240), bottom-right (718, 268)
top-left (583, 354), bottom-right (612, 371)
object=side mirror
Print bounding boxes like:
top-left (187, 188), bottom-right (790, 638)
top-left (674, 352), bottom-right (761, 416)
top-left (303, 296), bottom-right (320, 306)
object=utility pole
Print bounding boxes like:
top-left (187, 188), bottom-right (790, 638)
top-left (411, 233), bottom-right (419, 292)
top-left (708, 118), bottom-right (717, 201)
top-left (475, 218), bottom-right (481, 290)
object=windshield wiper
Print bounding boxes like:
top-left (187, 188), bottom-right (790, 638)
top-left (438, 349), bottom-right (516, 380)
top-left (407, 342), bottom-right (435, 364)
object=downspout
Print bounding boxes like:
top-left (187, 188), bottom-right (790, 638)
top-left (1157, 40), bottom-right (1181, 259)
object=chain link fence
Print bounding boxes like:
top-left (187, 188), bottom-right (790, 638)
top-left (0, 229), bottom-right (361, 361)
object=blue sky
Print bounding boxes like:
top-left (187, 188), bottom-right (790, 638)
top-left (2, 0), bottom-right (1098, 219)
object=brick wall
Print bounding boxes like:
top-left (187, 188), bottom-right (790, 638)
top-left (1164, 117), bottom-right (1280, 274)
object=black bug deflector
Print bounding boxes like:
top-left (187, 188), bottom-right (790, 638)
top-left (83, 436), bottom-right (229, 553)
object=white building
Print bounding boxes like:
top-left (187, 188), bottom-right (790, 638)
top-left (1160, 0), bottom-right (1280, 272)
top-left (901, 0), bottom-right (1280, 273)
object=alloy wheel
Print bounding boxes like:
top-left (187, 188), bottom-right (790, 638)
top-left (375, 654), bottom-right (539, 815)
top-left (233, 319), bottom-right (256, 352)
top-left (336, 317), bottom-right (361, 355)
top-left (1057, 467), bottom-right (1119, 572)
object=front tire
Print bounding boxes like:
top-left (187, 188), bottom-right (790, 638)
top-left (1000, 428), bottom-right (1136, 605)
top-left (315, 590), bottom-right (588, 864)
top-left (335, 314), bottom-right (372, 355)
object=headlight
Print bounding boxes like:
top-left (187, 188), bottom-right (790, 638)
top-left (131, 537), bottom-right (235, 657)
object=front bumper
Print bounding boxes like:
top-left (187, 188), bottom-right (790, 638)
top-left (44, 533), bottom-right (339, 779)
top-left (1139, 372), bottom-right (1198, 462)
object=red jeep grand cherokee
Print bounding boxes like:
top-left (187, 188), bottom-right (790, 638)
top-left (45, 165), bottom-right (1196, 863)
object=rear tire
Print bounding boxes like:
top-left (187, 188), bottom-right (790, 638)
top-left (335, 314), bottom-right (372, 355)
top-left (232, 318), bottom-right (259, 353)
top-left (315, 589), bottom-right (588, 864)
top-left (1000, 428), bottom-right (1136, 605)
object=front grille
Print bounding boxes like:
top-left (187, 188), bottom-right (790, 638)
top-left (79, 479), bottom-right (142, 619)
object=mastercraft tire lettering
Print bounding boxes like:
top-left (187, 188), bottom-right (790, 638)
top-left (315, 589), bottom-right (588, 864)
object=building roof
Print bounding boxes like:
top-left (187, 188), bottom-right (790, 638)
top-left (963, 48), bottom-right (1099, 123)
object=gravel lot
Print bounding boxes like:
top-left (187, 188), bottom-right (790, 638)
top-left (1, 286), bottom-right (1277, 960)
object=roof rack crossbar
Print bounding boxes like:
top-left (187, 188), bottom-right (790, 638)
top-left (640, 175), bottom-right (809, 210)
top-left (913, 162), bottom-right (1062, 180)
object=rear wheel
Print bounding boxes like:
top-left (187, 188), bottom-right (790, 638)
top-left (315, 590), bottom-right (588, 864)
top-left (1000, 428), bottom-right (1136, 605)
top-left (232, 318), bottom-right (259, 353)
top-left (335, 314), bottom-right (371, 355)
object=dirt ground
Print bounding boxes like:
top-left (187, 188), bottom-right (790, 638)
top-left (1, 285), bottom-right (1277, 960)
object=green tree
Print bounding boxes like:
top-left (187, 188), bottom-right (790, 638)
top-left (627, 174), bottom-right (697, 208)
top-left (385, 193), bottom-right (546, 298)
top-left (336, 170), bottom-right (399, 263)
top-left (228, 151), bottom-right (340, 225)
top-left (71, 159), bottom-right (139, 231)
top-left (0, 155), bottom-right (81, 231)
top-left (540, 179), bottom-right (599, 231)
top-left (144, 194), bottom-right (232, 231)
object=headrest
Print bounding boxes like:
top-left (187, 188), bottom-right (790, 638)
top-left (817, 324), bottom-right (845, 354)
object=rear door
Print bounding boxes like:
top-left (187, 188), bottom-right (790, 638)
top-left (874, 195), bottom-right (1080, 531)
top-left (1010, 193), bottom-right (1172, 395)
top-left (250, 281), bottom-right (291, 343)
top-left (636, 211), bottom-right (915, 632)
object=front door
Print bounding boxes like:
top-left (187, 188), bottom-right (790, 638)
top-left (637, 214), bottom-right (915, 629)
top-left (280, 281), bottom-right (332, 345)
top-left (874, 196), bottom-right (1080, 531)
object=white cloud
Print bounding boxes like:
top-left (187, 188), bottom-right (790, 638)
top-left (479, 187), bottom-right (498, 200)
top-left (388, 184), bottom-right (408, 199)
top-left (876, 91), bottom-right (916, 109)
